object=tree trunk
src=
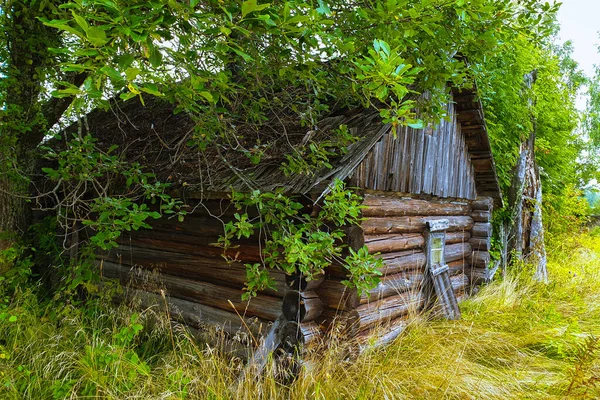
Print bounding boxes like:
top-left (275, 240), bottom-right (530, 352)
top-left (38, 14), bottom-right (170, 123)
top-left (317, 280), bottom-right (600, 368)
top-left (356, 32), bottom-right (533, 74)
top-left (505, 70), bottom-right (548, 282)
top-left (0, 162), bottom-right (33, 272)
top-left (0, 2), bottom-right (85, 272)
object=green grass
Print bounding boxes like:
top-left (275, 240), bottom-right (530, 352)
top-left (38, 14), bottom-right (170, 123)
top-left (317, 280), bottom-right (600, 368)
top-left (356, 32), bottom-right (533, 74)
top-left (2, 231), bottom-right (600, 399)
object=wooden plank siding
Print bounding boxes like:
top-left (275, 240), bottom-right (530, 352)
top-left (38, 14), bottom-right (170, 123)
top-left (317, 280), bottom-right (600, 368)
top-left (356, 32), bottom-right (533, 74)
top-left (352, 97), bottom-right (477, 200)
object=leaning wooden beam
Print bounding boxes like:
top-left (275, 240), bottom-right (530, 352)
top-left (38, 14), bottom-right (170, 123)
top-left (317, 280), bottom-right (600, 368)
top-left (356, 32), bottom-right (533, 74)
top-left (362, 195), bottom-right (472, 217)
top-left (100, 261), bottom-right (283, 321)
top-left (361, 216), bottom-right (474, 234)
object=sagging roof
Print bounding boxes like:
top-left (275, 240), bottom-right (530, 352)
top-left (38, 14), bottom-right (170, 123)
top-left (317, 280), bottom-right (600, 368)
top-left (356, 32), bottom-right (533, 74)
top-left (63, 88), bottom-right (502, 204)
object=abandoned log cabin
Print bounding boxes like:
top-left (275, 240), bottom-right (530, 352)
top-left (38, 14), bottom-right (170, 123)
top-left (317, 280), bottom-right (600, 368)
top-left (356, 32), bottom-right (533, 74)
top-left (76, 86), bottom-right (502, 348)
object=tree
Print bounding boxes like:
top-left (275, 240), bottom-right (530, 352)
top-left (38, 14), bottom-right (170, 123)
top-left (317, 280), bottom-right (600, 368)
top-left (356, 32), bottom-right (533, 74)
top-left (478, 26), bottom-right (590, 261)
top-left (0, 1), bottom-right (559, 286)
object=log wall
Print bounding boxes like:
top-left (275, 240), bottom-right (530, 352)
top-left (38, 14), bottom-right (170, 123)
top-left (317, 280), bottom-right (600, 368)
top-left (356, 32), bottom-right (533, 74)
top-left (95, 194), bottom-right (494, 349)
top-left (95, 199), bottom-right (326, 348)
top-left (318, 192), bottom-right (494, 340)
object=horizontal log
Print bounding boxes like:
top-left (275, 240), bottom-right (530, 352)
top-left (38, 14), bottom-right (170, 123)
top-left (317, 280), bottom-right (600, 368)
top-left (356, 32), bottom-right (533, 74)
top-left (444, 242), bottom-right (473, 264)
top-left (469, 237), bottom-right (491, 251)
top-left (360, 272), bottom-right (424, 306)
top-left (315, 280), bottom-right (356, 310)
top-left (149, 214), bottom-right (229, 238)
top-left (101, 261), bottom-right (283, 321)
top-left (352, 291), bottom-right (425, 333)
top-left (469, 268), bottom-right (489, 285)
top-left (378, 252), bottom-right (427, 276)
top-left (447, 260), bottom-right (471, 277)
top-left (365, 232), bottom-right (470, 255)
top-left (115, 288), bottom-right (267, 337)
top-left (471, 210), bottom-right (491, 223)
top-left (450, 273), bottom-right (469, 292)
top-left (114, 234), bottom-right (264, 263)
top-left (97, 245), bottom-right (287, 297)
top-left (316, 271), bottom-right (424, 311)
top-left (446, 231), bottom-right (471, 245)
top-left (472, 251), bottom-right (491, 269)
top-left (282, 290), bottom-right (323, 323)
top-left (362, 195), bottom-right (472, 217)
top-left (471, 197), bottom-right (493, 212)
top-left (364, 233), bottom-right (424, 254)
top-left (472, 222), bottom-right (492, 238)
top-left (329, 244), bottom-right (470, 280)
top-left (362, 216), bottom-right (474, 235)
top-left (326, 250), bottom-right (426, 278)
top-left (317, 308), bottom-right (357, 334)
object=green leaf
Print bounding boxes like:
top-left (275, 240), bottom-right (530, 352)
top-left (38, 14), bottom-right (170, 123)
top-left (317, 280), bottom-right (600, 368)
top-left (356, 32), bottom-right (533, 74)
top-left (230, 47), bottom-right (254, 62)
top-left (8, 316), bottom-right (17, 323)
top-left (316, 0), bottom-right (331, 15)
top-left (139, 83), bottom-right (163, 96)
top-left (130, 30), bottom-right (148, 42)
top-left (241, 0), bottom-right (270, 18)
top-left (199, 91), bottom-right (214, 103)
top-left (118, 54), bottom-right (135, 69)
top-left (407, 120), bottom-right (424, 129)
top-left (99, 66), bottom-right (124, 85)
top-left (86, 26), bottom-right (108, 46)
top-left (125, 67), bottom-right (141, 81)
top-left (39, 18), bottom-right (83, 37)
top-left (71, 12), bottom-right (89, 33)
top-left (149, 45), bottom-right (163, 68)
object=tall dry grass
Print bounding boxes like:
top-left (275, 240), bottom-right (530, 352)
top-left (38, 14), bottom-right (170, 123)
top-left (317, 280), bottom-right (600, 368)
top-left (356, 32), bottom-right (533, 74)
top-left (1, 230), bottom-right (600, 399)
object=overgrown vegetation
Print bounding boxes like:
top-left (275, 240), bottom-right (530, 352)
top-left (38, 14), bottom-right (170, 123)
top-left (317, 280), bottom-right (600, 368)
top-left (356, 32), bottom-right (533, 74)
top-left (1, 230), bottom-right (600, 399)
top-left (2, 1), bottom-right (600, 397)
top-left (0, 0), bottom-right (562, 293)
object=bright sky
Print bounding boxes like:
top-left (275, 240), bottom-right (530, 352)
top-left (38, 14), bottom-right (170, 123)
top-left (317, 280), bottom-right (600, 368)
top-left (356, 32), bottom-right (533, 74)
top-left (557, 0), bottom-right (600, 76)
top-left (557, 0), bottom-right (600, 109)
